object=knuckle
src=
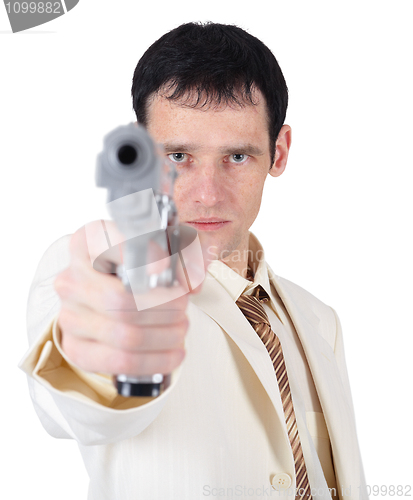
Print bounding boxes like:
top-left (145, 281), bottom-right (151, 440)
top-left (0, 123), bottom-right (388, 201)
top-left (179, 293), bottom-right (190, 307)
top-left (54, 269), bottom-right (72, 298)
top-left (105, 291), bottom-right (134, 318)
top-left (114, 324), bottom-right (143, 351)
top-left (111, 350), bottom-right (137, 375)
top-left (69, 225), bottom-right (87, 256)
top-left (171, 309), bottom-right (188, 325)
top-left (171, 293), bottom-right (189, 310)
top-left (57, 307), bottom-right (75, 334)
top-left (180, 316), bottom-right (190, 331)
top-left (69, 229), bottom-right (81, 252)
top-left (109, 348), bottom-right (185, 376)
top-left (172, 319), bottom-right (189, 343)
top-left (164, 349), bottom-right (185, 372)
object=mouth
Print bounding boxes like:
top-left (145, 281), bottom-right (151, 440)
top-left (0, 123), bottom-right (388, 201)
top-left (185, 218), bottom-right (231, 231)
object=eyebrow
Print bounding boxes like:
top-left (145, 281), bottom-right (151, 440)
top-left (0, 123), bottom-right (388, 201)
top-left (162, 142), bottom-right (265, 156)
top-left (163, 142), bottom-right (200, 153)
top-left (220, 145), bottom-right (265, 156)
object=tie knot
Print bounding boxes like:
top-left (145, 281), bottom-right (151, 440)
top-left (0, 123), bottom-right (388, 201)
top-left (252, 285), bottom-right (269, 303)
top-left (236, 286), bottom-right (271, 327)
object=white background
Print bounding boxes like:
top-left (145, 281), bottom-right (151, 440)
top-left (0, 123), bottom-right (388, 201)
top-left (1, 1), bottom-right (412, 498)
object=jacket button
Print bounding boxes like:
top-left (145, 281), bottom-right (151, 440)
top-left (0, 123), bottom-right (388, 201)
top-left (271, 473), bottom-right (292, 490)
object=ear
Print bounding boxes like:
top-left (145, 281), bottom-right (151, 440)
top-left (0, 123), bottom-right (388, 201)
top-left (269, 124), bottom-right (292, 177)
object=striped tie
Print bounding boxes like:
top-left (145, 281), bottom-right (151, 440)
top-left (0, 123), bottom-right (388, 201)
top-left (236, 286), bottom-right (312, 499)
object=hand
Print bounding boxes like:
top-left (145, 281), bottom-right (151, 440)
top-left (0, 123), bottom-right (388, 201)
top-left (54, 220), bottom-right (203, 377)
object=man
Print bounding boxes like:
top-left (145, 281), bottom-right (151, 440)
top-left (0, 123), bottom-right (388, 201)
top-left (20, 22), bottom-right (367, 499)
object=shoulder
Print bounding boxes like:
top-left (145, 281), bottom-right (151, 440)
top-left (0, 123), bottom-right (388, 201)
top-left (267, 265), bottom-right (338, 350)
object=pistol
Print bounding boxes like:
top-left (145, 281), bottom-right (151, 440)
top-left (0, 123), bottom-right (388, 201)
top-left (95, 123), bottom-right (180, 398)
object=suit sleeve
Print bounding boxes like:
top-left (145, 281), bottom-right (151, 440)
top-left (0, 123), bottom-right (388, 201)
top-left (331, 307), bottom-right (369, 500)
top-left (19, 235), bottom-right (182, 446)
top-left (331, 308), bottom-right (357, 416)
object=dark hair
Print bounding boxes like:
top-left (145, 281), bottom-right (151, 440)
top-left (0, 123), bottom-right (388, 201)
top-left (131, 22), bottom-right (288, 164)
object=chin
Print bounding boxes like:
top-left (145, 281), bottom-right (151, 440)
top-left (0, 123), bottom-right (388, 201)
top-left (202, 238), bottom-right (242, 262)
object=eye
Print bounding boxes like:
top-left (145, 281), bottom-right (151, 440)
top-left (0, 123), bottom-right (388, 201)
top-left (228, 154), bottom-right (248, 164)
top-left (168, 153), bottom-right (188, 163)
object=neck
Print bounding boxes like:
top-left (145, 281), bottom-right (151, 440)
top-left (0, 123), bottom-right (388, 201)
top-left (220, 237), bottom-right (252, 279)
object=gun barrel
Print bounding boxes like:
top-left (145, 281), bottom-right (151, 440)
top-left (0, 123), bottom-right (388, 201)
top-left (96, 123), bottom-right (178, 398)
top-left (96, 122), bottom-right (162, 201)
top-left (117, 144), bottom-right (138, 165)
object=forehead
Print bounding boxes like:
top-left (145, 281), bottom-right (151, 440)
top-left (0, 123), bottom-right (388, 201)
top-left (146, 90), bottom-right (270, 148)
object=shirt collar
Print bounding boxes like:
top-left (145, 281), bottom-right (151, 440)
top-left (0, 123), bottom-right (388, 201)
top-left (207, 232), bottom-right (284, 324)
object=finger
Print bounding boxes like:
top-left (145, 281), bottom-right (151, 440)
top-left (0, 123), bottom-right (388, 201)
top-left (61, 334), bottom-right (186, 376)
top-left (73, 220), bottom-right (125, 270)
top-left (58, 304), bottom-right (188, 351)
top-left (56, 269), bottom-right (189, 321)
top-left (60, 221), bottom-right (194, 317)
top-left (54, 265), bottom-right (132, 316)
top-left (56, 258), bottom-right (191, 325)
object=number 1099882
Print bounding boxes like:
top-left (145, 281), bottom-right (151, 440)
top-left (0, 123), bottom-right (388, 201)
top-left (5, 2), bottom-right (62, 14)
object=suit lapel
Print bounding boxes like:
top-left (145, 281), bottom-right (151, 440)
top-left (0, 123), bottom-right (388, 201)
top-left (190, 271), bottom-right (293, 453)
top-left (191, 265), bottom-right (362, 495)
top-left (268, 267), bottom-right (361, 495)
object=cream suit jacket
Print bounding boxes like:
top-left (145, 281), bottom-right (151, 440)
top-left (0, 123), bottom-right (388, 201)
top-left (20, 235), bottom-right (367, 500)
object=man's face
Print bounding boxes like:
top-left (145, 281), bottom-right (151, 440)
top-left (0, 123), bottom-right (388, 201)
top-left (146, 90), bottom-right (290, 262)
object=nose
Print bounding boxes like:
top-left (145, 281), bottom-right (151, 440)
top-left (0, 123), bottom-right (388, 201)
top-left (191, 165), bottom-right (225, 208)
